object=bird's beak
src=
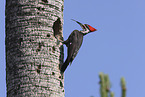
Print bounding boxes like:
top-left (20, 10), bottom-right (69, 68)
top-left (71, 19), bottom-right (86, 30)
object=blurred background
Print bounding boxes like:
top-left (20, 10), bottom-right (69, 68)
top-left (1, 0), bottom-right (145, 97)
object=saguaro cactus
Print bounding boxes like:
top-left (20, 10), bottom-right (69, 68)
top-left (99, 72), bottom-right (126, 97)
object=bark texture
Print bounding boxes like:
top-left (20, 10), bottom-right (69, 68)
top-left (5, 0), bottom-right (64, 96)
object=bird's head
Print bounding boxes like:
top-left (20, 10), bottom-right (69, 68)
top-left (72, 19), bottom-right (97, 35)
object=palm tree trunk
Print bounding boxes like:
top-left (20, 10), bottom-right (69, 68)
top-left (5, 0), bottom-right (64, 96)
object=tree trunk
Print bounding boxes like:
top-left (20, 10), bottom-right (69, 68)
top-left (5, 0), bottom-right (64, 96)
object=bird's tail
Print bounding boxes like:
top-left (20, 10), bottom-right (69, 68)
top-left (60, 58), bottom-right (70, 73)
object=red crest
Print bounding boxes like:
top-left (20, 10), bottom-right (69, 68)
top-left (88, 25), bottom-right (97, 32)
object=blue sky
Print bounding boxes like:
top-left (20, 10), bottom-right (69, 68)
top-left (1, 0), bottom-right (145, 97)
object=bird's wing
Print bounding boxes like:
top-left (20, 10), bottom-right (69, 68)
top-left (61, 30), bottom-right (83, 72)
top-left (67, 30), bottom-right (83, 64)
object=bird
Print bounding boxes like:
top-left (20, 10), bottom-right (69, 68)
top-left (60, 19), bottom-right (97, 73)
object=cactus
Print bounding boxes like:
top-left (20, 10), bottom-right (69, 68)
top-left (99, 72), bottom-right (126, 97)
top-left (121, 77), bottom-right (126, 97)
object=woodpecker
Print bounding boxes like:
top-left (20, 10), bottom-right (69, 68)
top-left (60, 19), bottom-right (97, 73)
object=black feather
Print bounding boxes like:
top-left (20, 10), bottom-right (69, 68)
top-left (61, 30), bottom-right (83, 72)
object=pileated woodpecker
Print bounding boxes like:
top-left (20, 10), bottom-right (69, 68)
top-left (60, 19), bottom-right (97, 73)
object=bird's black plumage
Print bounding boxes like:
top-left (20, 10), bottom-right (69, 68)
top-left (61, 30), bottom-right (84, 73)
top-left (60, 19), bottom-right (97, 73)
